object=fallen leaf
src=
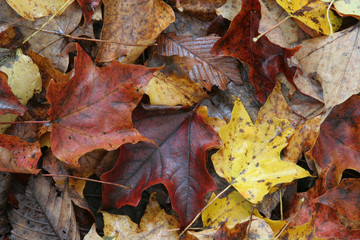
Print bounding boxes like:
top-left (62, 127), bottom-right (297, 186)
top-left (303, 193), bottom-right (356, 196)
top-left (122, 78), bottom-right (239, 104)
top-left (308, 95), bottom-right (360, 188)
top-left (76, 0), bottom-right (101, 25)
top-left (0, 134), bottom-right (41, 174)
top-left (294, 24), bottom-right (360, 109)
top-left (101, 106), bottom-right (220, 228)
top-left (202, 191), bottom-right (252, 229)
top-left (315, 178), bottom-right (360, 221)
top-left (0, 172), bottom-right (11, 235)
top-left (216, 0), bottom-right (242, 21)
top-left (196, 105), bottom-right (226, 133)
top-left (211, 0), bottom-right (301, 104)
top-left (97, 0), bottom-right (175, 63)
top-left (0, 71), bottom-right (25, 115)
top-left (153, 33), bottom-right (243, 90)
top-left (211, 98), bottom-right (310, 203)
top-left (101, 193), bottom-right (179, 239)
top-left (323, 0), bottom-right (360, 19)
top-left (47, 43), bottom-right (154, 165)
top-left (5, 0), bottom-right (74, 20)
top-left (143, 54), bottom-right (207, 106)
top-left (276, 0), bottom-right (342, 35)
top-left (8, 174), bottom-right (80, 239)
top-left (0, 25), bottom-right (23, 49)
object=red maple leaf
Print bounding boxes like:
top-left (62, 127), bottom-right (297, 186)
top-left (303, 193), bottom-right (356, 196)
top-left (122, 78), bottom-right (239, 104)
top-left (76, 0), bottom-right (101, 26)
top-left (101, 106), bottom-right (221, 228)
top-left (211, 0), bottom-right (301, 104)
top-left (47, 43), bottom-right (154, 165)
top-left (0, 71), bottom-right (26, 115)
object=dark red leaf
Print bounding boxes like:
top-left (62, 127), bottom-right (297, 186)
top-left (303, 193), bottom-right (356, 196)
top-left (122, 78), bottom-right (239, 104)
top-left (101, 107), bottom-right (221, 228)
top-left (76, 0), bottom-right (101, 26)
top-left (47, 43), bottom-right (154, 165)
top-left (211, 0), bottom-right (301, 104)
top-left (315, 178), bottom-right (360, 221)
top-left (309, 95), bottom-right (360, 188)
top-left (0, 71), bottom-right (26, 115)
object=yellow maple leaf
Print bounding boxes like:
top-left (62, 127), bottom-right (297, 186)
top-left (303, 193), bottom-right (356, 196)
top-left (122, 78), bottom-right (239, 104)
top-left (276, 0), bottom-right (342, 35)
top-left (211, 98), bottom-right (311, 204)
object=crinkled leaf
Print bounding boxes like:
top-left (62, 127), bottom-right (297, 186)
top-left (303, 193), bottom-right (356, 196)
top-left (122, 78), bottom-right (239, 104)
top-left (212, 98), bottom-right (310, 203)
top-left (47, 43), bottom-right (153, 165)
top-left (101, 107), bottom-right (220, 228)
top-left (153, 33), bottom-right (243, 90)
top-left (76, 0), bottom-right (101, 25)
top-left (8, 174), bottom-right (80, 239)
top-left (211, 0), bottom-right (301, 104)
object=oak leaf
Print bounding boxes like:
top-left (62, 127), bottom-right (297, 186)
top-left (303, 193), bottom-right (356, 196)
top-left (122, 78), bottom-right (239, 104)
top-left (308, 95), bottom-right (360, 188)
top-left (153, 33), bottom-right (243, 90)
top-left (211, 0), bottom-right (301, 104)
top-left (143, 54), bottom-right (207, 106)
top-left (295, 25), bottom-right (360, 109)
top-left (0, 71), bottom-right (25, 115)
top-left (211, 98), bottom-right (310, 203)
top-left (47, 43), bottom-right (154, 165)
top-left (101, 106), bottom-right (220, 228)
top-left (97, 0), bottom-right (175, 63)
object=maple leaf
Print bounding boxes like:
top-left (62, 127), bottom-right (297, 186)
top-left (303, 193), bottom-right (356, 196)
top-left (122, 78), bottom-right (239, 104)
top-left (0, 71), bottom-right (25, 115)
top-left (309, 95), bottom-right (360, 188)
top-left (143, 54), bottom-right (207, 106)
top-left (211, 98), bottom-right (310, 203)
top-left (153, 33), bottom-right (243, 90)
top-left (101, 106), bottom-right (220, 228)
top-left (295, 24), bottom-right (360, 109)
top-left (211, 0), bottom-right (301, 104)
top-left (0, 133), bottom-right (41, 174)
top-left (47, 43), bottom-right (154, 165)
top-left (276, 0), bottom-right (342, 35)
top-left (315, 178), bottom-right (360, 221)
top-left (97, 0), bottom-right (175, 63)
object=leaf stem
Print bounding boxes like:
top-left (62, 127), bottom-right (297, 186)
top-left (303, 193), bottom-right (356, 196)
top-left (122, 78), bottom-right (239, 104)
top-left (327, 0), bottom-right (336, 36)
top-left (274, 197), bottom-right (305, 239)
top-left (22, 0), bottom-right (73, 44)
top-left (42, 174), bottom-right (131, 189)
top-left (178, 184), bottom-right (232, 238)
top-left (253, 16), bottom-right (291, 42)
top-left (0, 120), bottom-right (50, 125)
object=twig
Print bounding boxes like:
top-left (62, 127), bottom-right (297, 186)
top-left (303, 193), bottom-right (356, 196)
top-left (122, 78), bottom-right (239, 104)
top-left (253, 16), bottom-right (291, 42)
top-left (42, 173), bottom-right (131, 189)
top-left (245, 204), bottom-right (255, 239)
top-left (279, 189), bottom-right (283, 221)
top-left (178, 184), bottom-right (232, 238)
top-left (0, 120), bottom-right (50, 125)
top-left (22, 0), bottom-right (73, 44)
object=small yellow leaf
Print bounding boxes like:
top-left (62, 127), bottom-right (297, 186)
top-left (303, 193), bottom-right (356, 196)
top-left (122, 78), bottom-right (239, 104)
top-left (211, 98), bottom-right (311, 203)
top-left (276, 0), bottom-right (342, 35)
top-left (5, 0), bottom-right (74, 21)
top-left (144, 55), bottom-right (207, 106)
top-left (0, 49), bottom-right (42, 133)
top-left (202, 191), bottom-right (252, 229)
top-left (197, 106), bottom-right (226, 134)
top-left (323, 0), bottom-right (360, 19)
top-left (102, 212), bottom-right (140, 239)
